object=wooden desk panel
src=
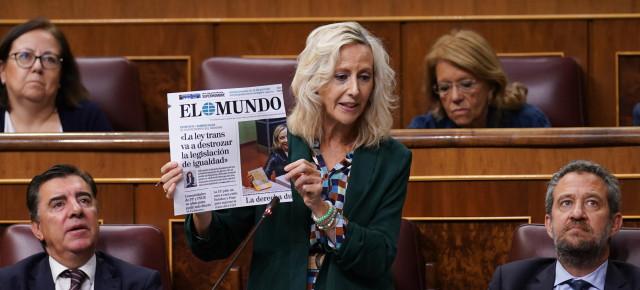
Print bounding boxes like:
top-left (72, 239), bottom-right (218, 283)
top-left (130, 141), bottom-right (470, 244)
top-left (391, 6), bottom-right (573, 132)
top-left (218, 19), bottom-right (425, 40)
top-left (0, 128), bottom-right (638, 289)
top-left (396, 128), bottom-right (640, 177)
top-left (0, 133), bottom-right (169, 179)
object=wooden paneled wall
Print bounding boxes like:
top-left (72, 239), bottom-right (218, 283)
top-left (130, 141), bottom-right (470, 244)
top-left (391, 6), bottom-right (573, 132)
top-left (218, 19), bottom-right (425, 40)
top-left (0, 128), bottom-right (639, 289)
top-left (2, 0), bottom-right (640, 18)
top-left (2, 3), bottom-right (640, 288)
top-left (1, 15), bottom-right (640, 128)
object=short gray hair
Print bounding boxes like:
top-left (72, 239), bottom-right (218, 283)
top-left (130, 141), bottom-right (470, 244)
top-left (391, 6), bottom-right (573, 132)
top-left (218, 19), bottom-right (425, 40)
top-left (545, 160), bottom-right (620, 219)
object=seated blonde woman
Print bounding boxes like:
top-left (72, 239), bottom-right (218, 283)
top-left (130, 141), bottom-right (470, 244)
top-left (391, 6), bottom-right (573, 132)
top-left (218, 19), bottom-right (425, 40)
top-left (408, 29), bottom-right (550, 129)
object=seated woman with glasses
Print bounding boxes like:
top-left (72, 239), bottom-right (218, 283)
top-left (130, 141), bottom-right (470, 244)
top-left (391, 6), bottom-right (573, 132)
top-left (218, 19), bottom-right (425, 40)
top-left (0, 18), bottom-right (112, 132)
top-left (407, 29), bottom-right (550, 129)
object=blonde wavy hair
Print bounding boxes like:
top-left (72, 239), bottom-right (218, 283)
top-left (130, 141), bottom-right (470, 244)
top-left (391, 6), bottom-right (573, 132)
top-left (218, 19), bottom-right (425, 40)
top-left (287, 22), bottom-right (396, 149)
top-left (425, 29), bottom-right (527, 121)
top-left (272, 123), bottom-right (287, 150)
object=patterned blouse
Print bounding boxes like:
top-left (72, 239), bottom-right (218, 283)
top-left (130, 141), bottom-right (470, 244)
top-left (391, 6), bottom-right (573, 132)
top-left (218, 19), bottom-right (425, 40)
top-left (306, 142), bottom-right (353, 290)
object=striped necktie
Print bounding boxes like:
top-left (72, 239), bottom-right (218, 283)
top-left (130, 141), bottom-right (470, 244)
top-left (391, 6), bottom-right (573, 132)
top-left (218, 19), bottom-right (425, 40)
top-left (60, 269), bottom-right (87, 290)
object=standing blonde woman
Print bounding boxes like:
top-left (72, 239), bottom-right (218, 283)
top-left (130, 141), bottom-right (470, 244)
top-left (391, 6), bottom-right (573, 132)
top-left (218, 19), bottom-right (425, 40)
top-left (160, 21), bottom-right (412, 289)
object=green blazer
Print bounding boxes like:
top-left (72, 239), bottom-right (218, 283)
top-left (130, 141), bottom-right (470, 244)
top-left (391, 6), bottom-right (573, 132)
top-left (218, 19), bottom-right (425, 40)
top-left (185, 133), bottom-right (412, 289)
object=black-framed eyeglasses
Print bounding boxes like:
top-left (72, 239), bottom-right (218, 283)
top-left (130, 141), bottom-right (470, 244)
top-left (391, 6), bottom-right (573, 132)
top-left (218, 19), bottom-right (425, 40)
top-left (432, 78), bottom-right (477, 97)
top-left (9, 51), bottom-right (63, 70)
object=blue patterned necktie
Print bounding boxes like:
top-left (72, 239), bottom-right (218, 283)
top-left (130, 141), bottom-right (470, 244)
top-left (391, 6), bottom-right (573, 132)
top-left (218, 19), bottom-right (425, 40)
top-left (566, 279), bottom-right (592, 290)
top-left (60, 269), bottom-right (87, 290)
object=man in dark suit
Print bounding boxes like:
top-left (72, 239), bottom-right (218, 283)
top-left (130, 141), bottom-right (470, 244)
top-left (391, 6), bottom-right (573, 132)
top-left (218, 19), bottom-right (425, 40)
top-left (489, 160), bottom-right (640, 290)
top-left (0, 164), bottom-right (162, 289)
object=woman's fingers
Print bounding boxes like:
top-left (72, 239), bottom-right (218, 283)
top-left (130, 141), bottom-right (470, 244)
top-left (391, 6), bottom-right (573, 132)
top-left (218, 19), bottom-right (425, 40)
top-left (284, 159), bottom-right (325, 208)
top-left (284, 159), bottom-right (318, 181)
top-left (285, 159), bottom-right (322, 195)
top-left (163, 171), bottom-right (183, 199)
top-left (161, 164), bottom-right (183, 183)
top-left (160, 161), bottom-right (183, 199)
top-left (160, 161), bottom-right (179, 174)
top-left (292, 172), bottom-right (322, 199)
top-left (164, 182), bottom-right (176, 199)
top-left (283, 158), bottom-right (306, 172)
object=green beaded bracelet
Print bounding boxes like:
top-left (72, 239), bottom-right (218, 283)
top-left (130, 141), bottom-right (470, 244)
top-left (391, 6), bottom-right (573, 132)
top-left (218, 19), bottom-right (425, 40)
top-left (317, 205), bottom-right (337, 227)
top-left (318, 213), bottom-right (337, 230)
top-left (313, 201), bottom-right (334, 224)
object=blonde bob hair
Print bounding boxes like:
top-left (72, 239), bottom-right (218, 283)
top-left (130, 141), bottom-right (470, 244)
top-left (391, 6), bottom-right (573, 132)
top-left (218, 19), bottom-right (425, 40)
top-left (288, 22), bottom-right (396, 149)
top-left (425, 29), bottom-right (527, 121)
top-left (272, 123), bottom-right (287, 150)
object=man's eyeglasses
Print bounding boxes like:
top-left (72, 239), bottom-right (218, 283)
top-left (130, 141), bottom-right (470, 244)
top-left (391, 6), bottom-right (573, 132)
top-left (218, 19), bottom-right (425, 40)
top-left (432, 78), bottom-right (477, 97)
top-left (9, 51), bottom-right (63, 70)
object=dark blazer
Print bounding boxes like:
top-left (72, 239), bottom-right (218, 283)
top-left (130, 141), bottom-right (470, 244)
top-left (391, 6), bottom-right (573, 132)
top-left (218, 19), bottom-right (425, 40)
top-left (407, 103), bottom-right (551, 129)
top-left (488, 257), bottom-right (640, 290)
top-left (185, 133), bottom-right (412, 289)
top-left (263, 148), bottom-right (288, 179)
top-left (0, 100), bottom-right (113, 132)
top-left (0, 251), bottom-right (162, 290)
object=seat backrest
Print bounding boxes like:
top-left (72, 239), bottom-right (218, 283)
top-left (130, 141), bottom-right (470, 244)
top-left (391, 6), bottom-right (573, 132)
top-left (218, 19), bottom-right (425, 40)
top-left (195, 57), bottom-right (298, 113)
top-left (499, 56), bottom-right (585, 127)
top-left (0, 224), bottom-right (171, 290)
top-left (508, 223), bottom-right (556, 262)
top-left (392, 218), bottom-right (426, 290)
top-left (76, 57), bottom-right (147, 131)
top-left (509, 223), bottom-right (640, 267)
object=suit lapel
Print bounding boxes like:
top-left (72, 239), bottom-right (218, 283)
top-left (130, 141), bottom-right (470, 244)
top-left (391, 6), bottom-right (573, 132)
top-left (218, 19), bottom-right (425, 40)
top-left (343, 147), bottom-right (377, 215)
top-left (94, 252), bottom-right (120, 290)
top-left (528, 262), bottom-right (556, 290)
top-left (29, 257), bottom-right (55, 289)
top-left (605, 261), bottom-right (629, 289)
top-left (288, 133), bottom-right (313, 226)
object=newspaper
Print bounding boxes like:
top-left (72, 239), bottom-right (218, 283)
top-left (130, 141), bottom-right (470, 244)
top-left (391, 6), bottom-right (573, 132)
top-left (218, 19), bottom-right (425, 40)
top-left (167, 84), bottom-right (292, 215)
